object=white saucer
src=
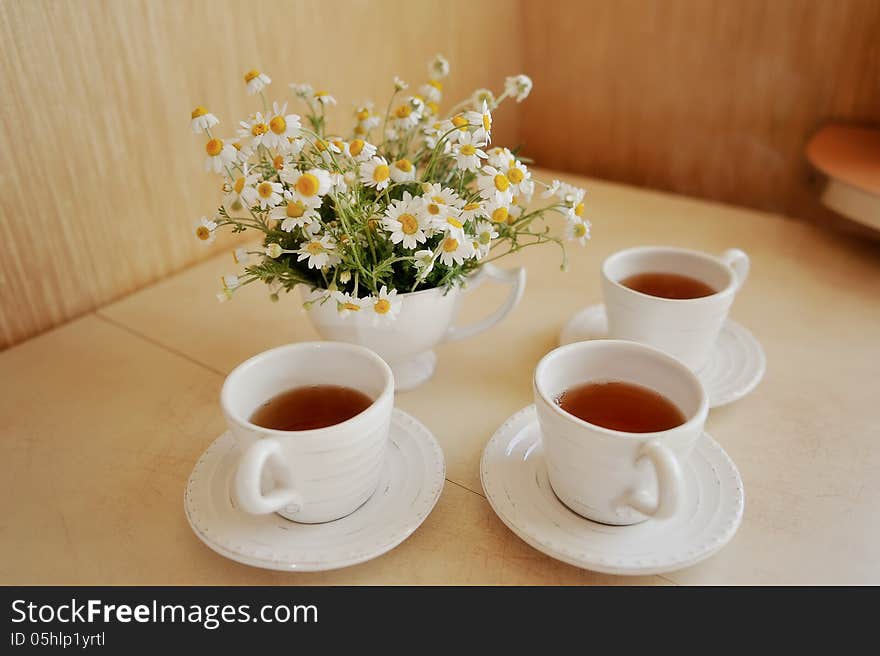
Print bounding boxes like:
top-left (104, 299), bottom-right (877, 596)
top-left (480, 406), bottom-right (744, 576)
top-left (559, 303), bottom-right (766, 407)
top-left (184, 409), bottom-right (445, 572)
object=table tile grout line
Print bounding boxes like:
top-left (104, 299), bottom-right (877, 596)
top-left (94, 311), bottom-right (228, 378)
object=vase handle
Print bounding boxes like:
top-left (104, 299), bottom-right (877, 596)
top-left (444, 264), bottom-right (526, 343)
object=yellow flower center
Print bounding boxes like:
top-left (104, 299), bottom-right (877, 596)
top-left (427, 203), bottom-right (441, 215)
top-left (374, 299), bottom-right (391, 315)
top-left (349, 139), bottom-right (365, 156)
top-left (483, 113), bottom-right (491, 132)
top-left (479, 231), bottom-right (492, 245)
top-left (356, 108), bottom-right (370, 121)
top-left (507, 167), bottom-right (524, 184)
top-left (443, 237), bottom-right (459, 253)
top-left (257, 182), bottom-right (274, 198)
top-left (306, 241), bottom-right (324, 255)
top-left (354, 125), bottom-right (366, 136)
top-left (429, 80), bottom-right (443, 90)
top-left (273, 155), bottom-right (284, 170)
top-left (191, 106), bottom-right (208, 119)
top-left (574, 202), bottom-right (585, 217)
top-left (395, 158), bottom-right (413, 173)
top-left (315, 140), bottom-right (327, 151)
top-left (244, 69), bottom-right (260, 83)
top-left (574, 222), bottom-right (587, 237)
top-left (493, 174), bottom-right (510, 192)
top-left (451, 115), bottom-right (468, 130)
top-left (372, 164), bottom-right (390, 183)
top-left (296, 173), bottom-right (320, 197)
top-left (315, 90), bottom-right (329, 97)
top-left (342, 302), bottom-right (361, 312)
top-left (332, 140), bottom-right (345, 152)
top-left (399, 213), bottom-right (419, 235)
top-left (460, 144), bottom-right (477, 156)
top-left (286, 201), bottom-right (306, 218)
top-left (426, 101), bottom-right (439, 115)
top-left (394, 104), bottom-right (412, 119)
top-left (463, 202), bottom-right (481, 211)
top-left (232, 141), bottom-right (243, 151)
top-left (195, 226), bottom-right (210, 240)
top-left (492, 206), bottom-right (509, 223)
top-left (205, 138), bottom-right (223, 156)
top-left (269, 115), bottom-right (287, 134)
top-left (233, 177), bottom-right (245, 194)
top-left (251, 123), bottom-right (268, 136)
top-left (446, 217), bottom-right (463, 229)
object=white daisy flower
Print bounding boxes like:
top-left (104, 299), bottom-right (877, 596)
top-left (347, 138), bottom-right (376, 162)
top-left (477, 166), bottom-right (514, 205)
top-left (253, 179), bottom-right (284, 209)
top-left (542, 179), bottom-right (562, 199)
top-left (465, 100), bottom-right (492, 143)
top-left (290, 82), bottom-right (314, 101)
top-left (438, 234), bottom-right (474, 267)
top-left (244, 69), bottom-right (271, 95)
top-left (393, 76), bottom-right (408, 91)
top-left (203, 137), bottom-right (236, 173)
top-left (330, 172), bottom-right (348, 194)
top-left (435, 210), bottom-right (467, 240)
top-left (223, 166), bottom-right (259, 211)
top-left (264, 243), bottom-right (283, 259)
top-left (263, 102), bottom-right (302, 150)
top-left (453, 132), bottom-right (488, 171)
top-left (485, 199), bottom-right (512, 224)
top-left (421, 183), bottom-right (464, 219)
top-left (392, 98), bottom-right (424, 131)
top-left (383, 192), bottom-right (429, 249)
top-left (190, 106), bottom-right (219, 134)
top-left (193, 217), bottom-right (217, 244)
top-left (313, 90), bottom-right (337, 107)
top-left (459, 201), bottom-right (487, 222)
top-left (555, 182), bottom-right (587, 220)
top-left (385, 126), bottom-right (400, 143)
top-left (428, 54), bottom-right (450, 79)
top-left (221, 274), bottom-right (240, 291)
top-left (566, 218), bottom-right (592, 246)
top-left (238, 112), bottom-right (272, 149)
top-left (419, 80), bottom-right (443, 103)
top-left (486, 146), bottom-right (514, 170)
top-left (360, 156), bottom-right (392, 190)
top-left (296, 234), bottom-right (337, 270)
top-left (390, 158), bottom-right (416, 183)
top-left (368, 286), bottom-right (401, 323)
top-left (229, 139), bottom-right (253, 164)
top-left (423, 120), bottom-right (453, 151)
top-left (413, 249), bottom-right (437, 278)
top-left (269, 199), bottom-right (320, 231)
top-left (332, 291), bottom-right (367, 317)
top-left (505, 74), bottom-right (533, 102)
top-left (313, 138), bottom-right (343, 165)
top-left (353, 102), bottom-right (381, 135)
top-left (471, 88), bottom-right (496, 109)
top-left (282, 168), bottom-right (332, 208)
top-left (446, 114), bottom-right (471, 143)
top-left (474, 220), bottom-right (499, 255)
top-left (504, 159), bottom-right (532, 194)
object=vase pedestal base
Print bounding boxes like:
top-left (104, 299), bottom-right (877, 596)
top-left (389, 350), bottom-right (437, 392)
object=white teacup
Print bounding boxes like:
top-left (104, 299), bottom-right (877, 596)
top-left (222, 342), bottom-right (394, 523)
top-left (534, 339), bottom-right (709, 525)
top-left (601, 246), bottom-right (749, 371)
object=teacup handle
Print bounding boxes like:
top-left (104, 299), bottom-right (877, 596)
top-left (720, 248), bottom-right (749, 291)
top-left (234, 437), bottom-right (303, 515)
top-left (444, 263), bottom-right (526, 343)
top-left (622, 440), bottom-right (683, 520)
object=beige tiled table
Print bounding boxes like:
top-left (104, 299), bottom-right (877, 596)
top-left (2, 171), bottom-right (879, 585)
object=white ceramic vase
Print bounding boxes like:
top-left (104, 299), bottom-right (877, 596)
top-left (302, 263), bottom-right (526, 391)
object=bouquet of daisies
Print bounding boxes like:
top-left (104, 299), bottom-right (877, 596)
top-left (190, 54), bottom-right (590, 320)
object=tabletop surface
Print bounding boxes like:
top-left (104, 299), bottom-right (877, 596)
top-left (2, 169), bottom-right (879, 585)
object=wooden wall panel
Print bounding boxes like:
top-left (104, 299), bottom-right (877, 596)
top-left (0, 0), bottom-right (523, 348)
top-left (520, 0), bottom-right (880, 222)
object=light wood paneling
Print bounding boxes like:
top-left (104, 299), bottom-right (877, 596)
top-left (0, 0), bottom-right (523, 348)
top-left (520, 0), bottom-right (880, 222)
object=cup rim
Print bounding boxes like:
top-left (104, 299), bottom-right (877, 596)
top-left (221, 341), bottom-right (394, 436)
top-left (601, 245), bottom-right (737, 303)
top-left (533, 339), bottom-right (709, 439)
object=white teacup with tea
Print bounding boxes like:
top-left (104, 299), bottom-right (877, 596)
top-left (221, 341), bottom-right (394, 524)
top-left (534, 339), bottom-right (709, 525)
top-left (600, 246), bottom-right (749, 371)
